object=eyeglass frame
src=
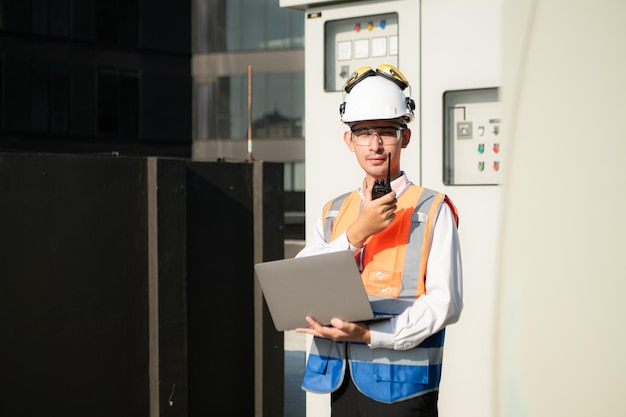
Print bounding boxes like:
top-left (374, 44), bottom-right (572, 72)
top-left (350, 125), bottom-right (406, 146)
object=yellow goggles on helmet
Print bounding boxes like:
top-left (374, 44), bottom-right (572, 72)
top-left (343, 64), bottom-right (410, 93)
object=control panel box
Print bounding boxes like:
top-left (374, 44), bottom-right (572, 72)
top-left (324, 13), bottom-right (399, 91)
top-left (443, 88), bottom-right (502, 185)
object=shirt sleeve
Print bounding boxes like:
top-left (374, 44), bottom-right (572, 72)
top-left (368, 202), bottom-right (464, 350)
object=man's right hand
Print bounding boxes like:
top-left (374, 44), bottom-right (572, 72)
top-left (346, 178), bottom-right (397, 248)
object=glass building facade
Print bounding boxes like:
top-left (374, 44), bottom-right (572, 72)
top-left (0, 0), bottom-right (192, 157)
top-left (0, 0), bottom-right (306, 237)
top-left (192, 0), bottom-right (306, 197)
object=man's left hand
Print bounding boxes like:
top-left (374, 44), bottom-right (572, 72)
top-left (296, 316), bottom-right (371, 344)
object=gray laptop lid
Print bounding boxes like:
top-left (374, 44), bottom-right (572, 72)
top-left (254, 250), bottom-right (386, 331)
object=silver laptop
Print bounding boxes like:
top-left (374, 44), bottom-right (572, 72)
top-left (254, 250), bottom-right (393, 332)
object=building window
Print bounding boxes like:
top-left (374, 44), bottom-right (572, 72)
top-left (194, 0), bottom-right (304, 53)
top-left (194, 72), bottom-right (304, 140)
top-left (284, 161), bottom-right (305, 192)
top-left (95, 0), bottom-right (138, 47)
top-left (97, 68), bottom-right (139, 137)
top-left (32, 0), bottom-right (70, 37)
top-left (31, 60), bottom-right (69, 134)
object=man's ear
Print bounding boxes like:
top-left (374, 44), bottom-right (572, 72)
top-left (401, 129), bottom-right (411, 148)
top-left (344, 130), bottom-right (356, 151)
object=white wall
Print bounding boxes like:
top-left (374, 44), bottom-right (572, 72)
top-left (421, 1), bottom-right (503, 417)
top-left (497, 1), bottom-right (626, 416)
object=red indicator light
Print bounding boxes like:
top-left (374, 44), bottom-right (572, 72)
top-left (493, 161), bottom-right (500, 171)
top-left (354, 23), bottom-right (361, 32)
top-left (492, 143), bottom-right (500, 153)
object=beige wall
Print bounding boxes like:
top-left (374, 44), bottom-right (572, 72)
top-left (497, 1), bottom-right (626, 416)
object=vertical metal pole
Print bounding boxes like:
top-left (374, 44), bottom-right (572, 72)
top-left (147, 157), bottom-right (160, 416)
top-left (247, 65), bottom-right (254, 162)
top-left (253, 161), bottom-right (263, 416)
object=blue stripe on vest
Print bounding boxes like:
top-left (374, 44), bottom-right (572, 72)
top-left (350, 361), bottom-right (443, 403)
top-left (301, 330), bottom-right (446, 399)
top-left (302, 353), bottom-right (345, 393)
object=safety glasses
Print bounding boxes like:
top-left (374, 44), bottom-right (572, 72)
top-left (350, 125), bottom-right (405, 146)
top-left (343, 64), bottom-right (410, 93)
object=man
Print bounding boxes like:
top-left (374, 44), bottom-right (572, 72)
top-left (295, 64), bottom-right (463, 417)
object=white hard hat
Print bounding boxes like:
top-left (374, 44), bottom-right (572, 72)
top-left (339, 65), bottom-right (415, 124)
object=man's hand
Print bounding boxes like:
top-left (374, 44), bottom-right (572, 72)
top-left (295, 316), bottom-right (371, 344)
top-left (346, 178), bottom-right (397, 248)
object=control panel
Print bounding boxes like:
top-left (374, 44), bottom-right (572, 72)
top-left (443, 88), bottom-right (502, 185)
top-left (324, 13), bottom-right (399, 91)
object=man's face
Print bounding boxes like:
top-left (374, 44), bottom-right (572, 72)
top-left (343, 119), bottom-right (410, 181)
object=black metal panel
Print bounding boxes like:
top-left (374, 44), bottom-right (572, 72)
top-left (262, 162), bottom-right (286, 263)
top-left (0, 152), bottom-right (150, 416)
top-left (260, 161), bottom-right (287, 417)
top-left (0, 154), bottom-right (285, 417)
top-left (185, 161), bottom-right (257, 416)
top-left (183, 160), bottom-right (285, 416)
top-left (155, 158), bottom-right (189, 416)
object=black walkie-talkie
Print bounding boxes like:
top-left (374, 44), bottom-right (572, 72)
top-left (371, 153), bottom-right (392, 199)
